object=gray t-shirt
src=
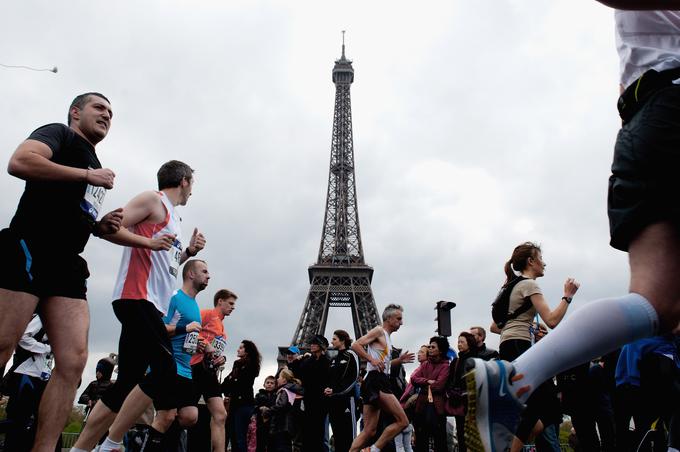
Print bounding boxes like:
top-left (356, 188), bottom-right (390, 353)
top-left (500, 279), bottom-right (542, 343)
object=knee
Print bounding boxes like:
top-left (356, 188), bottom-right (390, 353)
top-left (155, 410), bottom-right (177, 431)
top-left (178, 411), bottom-right (198, 428)
top-left (54, 348), bottom-right (88, 381)
top-left (212, 406), bottom-right (227, 425)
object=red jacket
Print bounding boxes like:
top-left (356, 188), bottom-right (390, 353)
top-left (410, 358), bottom-right (450, 415)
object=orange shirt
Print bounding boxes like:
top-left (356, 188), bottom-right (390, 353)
top-left (190, 308), bottom-right (227, 365)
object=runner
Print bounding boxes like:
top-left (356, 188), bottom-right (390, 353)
top-left (162, 258), bottom-right (211, 449)
top-left (465, 4), bottom-right (680, 451)
top-left (71, 160), bottom-right (206, 452)
top-left (0, 92), bottom-right (123, 451)
top-left (349, 304), bottom-right (415, 452)
top-left (191, 288), bottom-right (238, 452)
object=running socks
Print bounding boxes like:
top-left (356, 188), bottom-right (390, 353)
top-left (69, 449), bottom-right (89, 452)
top-left (513, 293), bottom-right (658, 403)
top-left (99, 437), bottom-right (124, 452)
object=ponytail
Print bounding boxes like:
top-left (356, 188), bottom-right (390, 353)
top-left (503, 242), bottom-right (541, 286)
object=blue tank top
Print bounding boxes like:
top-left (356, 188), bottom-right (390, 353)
top-left (164, 289), bottom-right (201, 378)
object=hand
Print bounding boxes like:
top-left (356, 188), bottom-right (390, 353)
top-left (324, 388), bottom-right (333, 396)
top-left (564, 278), bottom-right (580, 298)
top-left (213, 355), bottom-right (226, 366)
top-left (205, 343), bottom-right (216, 354)
top-left (196, 338), bottom-right (207, 353)
top-left (149, 233), bottom-right (176, 251)
top-left (399, 351), bottom-right (415, 364)
top-left (186, 321), bottom-right (202, 333)
top-left (427, 380), bottom-right (435, 385)
top-left (187, 228), bottom-right (206, 255)
top-left (95, 208), bottom-right (123, 236)
top-left (86, 168), bottom-right (115, 189)
top-left (370, 357), bottom-right (385, 372)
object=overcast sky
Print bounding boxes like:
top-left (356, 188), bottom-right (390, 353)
top-left (1, 1), bottom-right (629, 394)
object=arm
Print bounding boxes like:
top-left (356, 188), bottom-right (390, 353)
top-left (532, 278), bottom-right (580, 329)
top-left (595, 0), bottom-right (680, 9)
top-left (410, 362), bottom-right (429, 386)
top-left (8, 139), bottom-right (114, 188)
top-left (100, 191), bottom-right (175, 250)
top-left (390, 350), bottom-right (415, 367)
top-left (17, 317), bottom-right (50, 355)
top-left (430, 363), bottom-right (450, 391)
top-left (77, 382), bottom-right (95, 405)
top-left (490, 322), bottom-right (501, 334)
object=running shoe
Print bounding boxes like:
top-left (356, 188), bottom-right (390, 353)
top-left (464, 358), bottom-right (525, 452)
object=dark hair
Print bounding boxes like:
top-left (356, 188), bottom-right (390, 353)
top-left (504, 242), bottom-right (541, 285)
top-left (157, 160), bottom-right (194, 190)
top-left (214, 289), bottom-right (238, 307)
top-left (182, 259), bottom-right (206, 280)
top-left (264, 375), bottom-right (276, 382)
top-left (333, 329), bottom-right (352, 349)
top-left (429, 336), bottom-right (450, 357)
top-left (459, 331), bottom-right (478, 354)
top-left (471, 326), bottom-right (486, 341)
top-left (241, 340), bottom-right (261, 377)
top-left (68, 92), bottom-right (110, 125)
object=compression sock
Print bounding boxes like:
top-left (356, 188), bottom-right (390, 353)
top-left (512, 293), bottom-right (658, 402)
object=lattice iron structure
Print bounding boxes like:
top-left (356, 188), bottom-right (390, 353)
top-left (279, 36), bottom-right (380, 363)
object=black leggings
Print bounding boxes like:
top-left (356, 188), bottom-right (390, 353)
top-left (101, 299), bottom-right (177, 412)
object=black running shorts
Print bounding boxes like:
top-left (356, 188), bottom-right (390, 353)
top-left (361, 370), bottom-right (392, 407)
top-left (191, 362), bottom-right (222, 402)
top-left (609, 85), bottom-right (680, 251)
top-left (176, 375), bottom-right (199, 409)
top-left (0, 228), bottom-right (89, 300)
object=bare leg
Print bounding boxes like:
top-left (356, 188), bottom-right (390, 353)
top-left (107, 385), bottom-right (154, 442)
top-left (31, 297), bottom-right (89, 452)
top-left (72, 400), bottom-right (118, 450)
top-left (372, 393), bottom-right (409, 450)
top-left (177, 406), bottom-right (199, 428)
top-left (0, 288), bottom-right (38, 366)
top-left (206, 396), bottom-right (227, 452)
top-left (349, 403), bottom-right (380, 452)
top-left (629, 222), bottom-right (680, 331)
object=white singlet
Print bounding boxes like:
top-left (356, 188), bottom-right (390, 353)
top-left (366, 329), bottom-right (392, 375)
top-left (615, 10), bottom-right (680, 89)
top-left (112, 192), bottom-right (183, 315)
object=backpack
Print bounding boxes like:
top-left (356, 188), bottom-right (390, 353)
top-left (491, 276), bottom-right (532, 329)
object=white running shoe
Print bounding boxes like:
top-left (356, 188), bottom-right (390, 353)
top-left (464, 358), bottom-right (525, 452)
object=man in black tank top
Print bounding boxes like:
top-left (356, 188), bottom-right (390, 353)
top-left (0, 93), bottom-right (123, 451)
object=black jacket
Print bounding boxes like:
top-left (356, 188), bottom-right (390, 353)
top-left (297, 353), bottom-right (330, 408)
top-left (477, 344), bottom-right (499, 361)
top-left (222, 358), bottom-right (258, 409)
top-left (328, 349), bottom-right (358, 397)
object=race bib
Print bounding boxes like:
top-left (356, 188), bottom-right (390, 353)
top-left (168, 238), bottom-right (182, 277)
top-left (81, 182), bottom-right (107, 221)
top-left (212, 336), bottom-right (227, 356)
top-left (183, 330), bottom-right (199, 354)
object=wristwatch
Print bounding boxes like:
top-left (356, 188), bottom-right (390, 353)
top-left (562, 296), bottom-right (572, 304)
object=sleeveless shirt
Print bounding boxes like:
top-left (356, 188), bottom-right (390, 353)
top-left (112, 191), bottom-right (183, 314)
top-left (366, 329), bottom-right (392, 375)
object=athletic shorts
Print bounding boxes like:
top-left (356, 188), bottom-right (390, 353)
top-left (608, 85), bottom-right (680, 251)
top-left (361, 370), bottom-right (392, 406)
top-left (191, 362), bottom-right (222, 402)
top-left (176, 375), bottom-right (199, 409)
top-left (0, 228), bottom-right (89, 300)
top-left (101, 299), bottom-right (177, 412)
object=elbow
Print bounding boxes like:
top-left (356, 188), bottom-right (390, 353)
top-left (545, 318), bottom-right (559, 329)
top-left (7, 158), bottom-right (23, 177)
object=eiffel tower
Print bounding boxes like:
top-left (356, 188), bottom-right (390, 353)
top-left (279, 34), bottom-right (380, 362)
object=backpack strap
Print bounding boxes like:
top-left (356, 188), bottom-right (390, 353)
top-left (506, 296), bottom-right (533, 322)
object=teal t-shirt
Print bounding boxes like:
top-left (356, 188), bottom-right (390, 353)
top-left (164, 289), bottom-right (201, 379)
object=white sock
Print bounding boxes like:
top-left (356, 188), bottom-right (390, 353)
top-left (513, 293), bottom-right (658, 402)
top-left (370, 446), bottom-right (381, 452)
top-left (69, 449), bottom-right (89, 452)
top-left (98, 437), bottom-right (123, 452)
